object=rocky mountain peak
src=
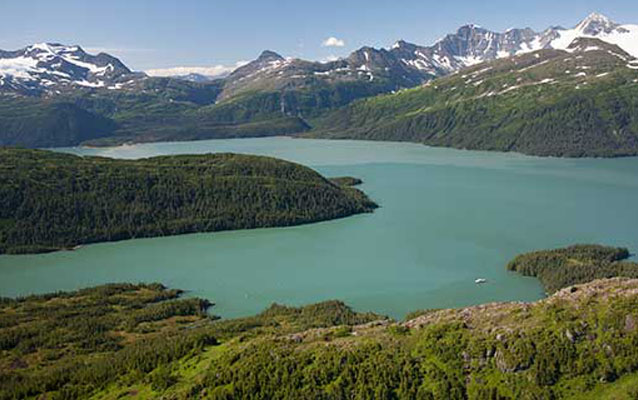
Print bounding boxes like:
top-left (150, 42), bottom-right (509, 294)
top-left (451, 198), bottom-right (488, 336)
top-left (391, 40), bottom-right (412, 49)
top-left (456, 24), bottom-right (486, 34)
top-left (257, 50), bottom-right (284, 62)
top-left (575, 12), bottom-right (619, 35)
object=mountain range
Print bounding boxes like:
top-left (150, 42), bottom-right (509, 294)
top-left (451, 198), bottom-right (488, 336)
top-left (1, 12), bottom-right (637, 156)
top-left (214, 12), bottom-right (638, 99)
top-left (2, 13), bottom-right (636, 96)
top-left (312, 37), bottom-right (638, 157)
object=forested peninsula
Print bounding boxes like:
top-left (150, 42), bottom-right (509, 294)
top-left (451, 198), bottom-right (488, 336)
top-left (0, 148), bottom-right (377, 254)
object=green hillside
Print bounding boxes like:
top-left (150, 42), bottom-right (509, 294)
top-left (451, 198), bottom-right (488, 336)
top-left (311, 39), bottom-right (638, 157)
top-left (0, 96), bottom-right (117, 148)
top-left (3, 246), bottom-right (638, 399)
top-left (0, 148), bottom-right (377, 254)
top-left (0, 76), bottom-right (395, 148)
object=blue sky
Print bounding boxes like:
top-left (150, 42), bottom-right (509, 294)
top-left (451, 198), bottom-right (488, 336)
top-left (2, 0), bottom-right (638, 72)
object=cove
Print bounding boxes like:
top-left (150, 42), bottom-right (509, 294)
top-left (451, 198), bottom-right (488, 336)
top-left (1, 138), bottom-right (637, 319)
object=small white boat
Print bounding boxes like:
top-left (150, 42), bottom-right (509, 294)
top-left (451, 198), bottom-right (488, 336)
top-left (475, 278), bottom-right (487, 284)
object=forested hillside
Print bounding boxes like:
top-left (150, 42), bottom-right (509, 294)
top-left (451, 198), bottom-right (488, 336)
top-left (4, 276), bottom-right (638, 398)
top-left (311, 39), bottom-right (638, 157)
top-left (0, 96), bottom-right (117, 148)
top-left (0, 148), bottom-right (376, 254)
top-left (0, 81), bottom-right (309, 148)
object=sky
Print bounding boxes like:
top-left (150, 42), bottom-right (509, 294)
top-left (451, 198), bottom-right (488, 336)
top-left (2, 0), bottom-right (638, 74)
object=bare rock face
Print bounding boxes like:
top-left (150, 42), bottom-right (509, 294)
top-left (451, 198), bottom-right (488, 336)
top-left (625, 314), bottom-right (636, 332)
top-left (404, 278), bottom-right (638, 331)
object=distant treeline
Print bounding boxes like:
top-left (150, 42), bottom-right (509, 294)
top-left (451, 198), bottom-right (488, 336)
top-left (507, 244), bottom-right (638, 293)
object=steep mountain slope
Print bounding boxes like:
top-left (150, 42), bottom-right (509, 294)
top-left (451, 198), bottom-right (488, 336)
top-left (0, 148), bottom-right (377, 254)
top-left (312, 38), bottom-right (638, 157)
top-left (409, 12), bottom-right (638, 73)
top-left (218, 48), bottom-right (430, 102)
top-left (2, 14), bottom-right (635, 101)
top-left (0, 77), bottom-right (226, 147)
top-left (0, 44), bottom-right (318, 147)
top-left (0, 95), bottom-right (117, 147)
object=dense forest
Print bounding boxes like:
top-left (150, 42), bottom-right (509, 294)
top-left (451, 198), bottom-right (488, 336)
top-left (311, 42), bottom-right (638, 157)
top-left (0, 283), bottom-right (382, 399)
top-left (507, 244), bottom-right (638, 293)
top-left (4, 275), bottom-right (638, 398)
top-left (0, 148), bottom-right (377, 254)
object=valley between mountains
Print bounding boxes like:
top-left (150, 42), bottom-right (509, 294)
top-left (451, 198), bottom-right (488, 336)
top-left (1, 13), bottom-right (638, 157)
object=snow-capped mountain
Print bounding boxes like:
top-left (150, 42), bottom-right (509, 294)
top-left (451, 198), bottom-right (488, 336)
top-left (545, 12), bottom-right (638, 57)
top-left (386, 12), bottom-right (638, 76)
top-left (1, 13), bottom-right (636, 99)
top-left (219, 47), bottom-right (432, 101)
top-left (0, 43), bottom-right (138, 94)
top-left (218, 12), bottom-right (637, 100)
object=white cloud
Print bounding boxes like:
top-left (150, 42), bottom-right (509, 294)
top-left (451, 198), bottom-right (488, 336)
top-left (84, 47), bottom-right (155, 55)
top-left (145, 61), bottom-right (248, 78)
top-left (322, 37), bottom-right (345, 47)
top-left (321, 55), bottom-right (341, 63)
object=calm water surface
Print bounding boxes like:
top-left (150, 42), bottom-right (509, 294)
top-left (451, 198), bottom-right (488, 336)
top-left (1, 138), bottom-right (637, 319)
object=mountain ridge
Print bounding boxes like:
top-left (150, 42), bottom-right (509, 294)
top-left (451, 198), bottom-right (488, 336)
top-left (209, 12), bottom-right (638, 99)
top-left (309, 37), bottom-right (638, 157)
top-left (3, 13), bottom-right (636, 98)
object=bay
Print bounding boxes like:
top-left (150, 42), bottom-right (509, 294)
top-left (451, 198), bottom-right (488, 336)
top-left (1, 138), bottom-right (637, 319)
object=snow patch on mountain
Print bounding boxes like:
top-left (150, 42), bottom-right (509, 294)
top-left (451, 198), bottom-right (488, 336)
top-left (0, 42), bottom-right (134, 93)
top-left (0, 56), bottom-right (39, 80)
top-left (549, 13), bottom-right (638, 57)
top-left (385, 12), bottom-right (637, 78)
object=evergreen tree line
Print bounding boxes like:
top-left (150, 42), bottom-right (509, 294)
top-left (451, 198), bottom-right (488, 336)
top-left (507, 244), bottom-right (638, 293)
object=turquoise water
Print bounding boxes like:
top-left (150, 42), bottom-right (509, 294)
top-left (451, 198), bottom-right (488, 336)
top-left (1, 138), bottom-right (637, 319)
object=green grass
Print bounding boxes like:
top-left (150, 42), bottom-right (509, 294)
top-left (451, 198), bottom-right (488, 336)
top-left (575, 371), bottom-right (638, 399)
